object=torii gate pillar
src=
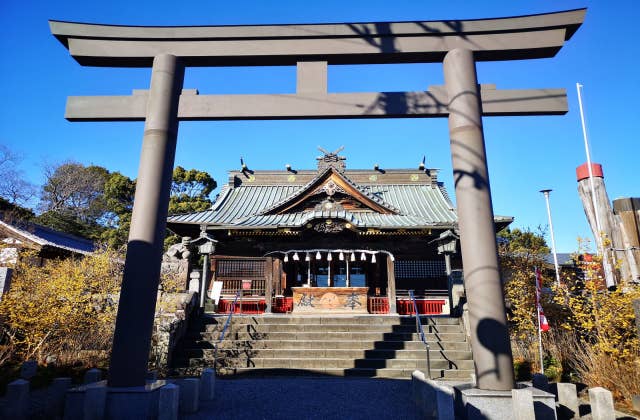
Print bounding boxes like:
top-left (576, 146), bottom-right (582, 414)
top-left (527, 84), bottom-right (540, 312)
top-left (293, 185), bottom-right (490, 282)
top-left (109, 54), bottom-right (184, 387)
top-left (444, 48), bottom-right (513, 390)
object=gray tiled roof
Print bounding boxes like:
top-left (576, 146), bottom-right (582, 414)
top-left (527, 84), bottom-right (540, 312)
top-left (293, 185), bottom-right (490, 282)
top-left (168, 180), bottom-right (458, 230)
top-left (0, 219), bottom-right (95, 255)
top-left (543, 253), bottom-right (574, 266)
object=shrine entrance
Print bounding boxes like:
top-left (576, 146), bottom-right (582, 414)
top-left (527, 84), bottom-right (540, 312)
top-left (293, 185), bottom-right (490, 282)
top-left (281, 249), bottom-right (385, 315)
top-left (280, 249), bottom-right (382, 289)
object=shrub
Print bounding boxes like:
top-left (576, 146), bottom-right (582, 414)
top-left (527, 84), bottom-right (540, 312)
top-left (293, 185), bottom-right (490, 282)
top-left (0, 245), bottom-right (192, 386)
top-left (0, 247), bottom-right (122, 366)
top-left (513, 358), bottom-right (532, 381)
top-left (551, 248), bottom-right (640, 409)
top-left (543, 355), bottom-right (562, 382)
top-left (504, 235), bottom-right (639, 410)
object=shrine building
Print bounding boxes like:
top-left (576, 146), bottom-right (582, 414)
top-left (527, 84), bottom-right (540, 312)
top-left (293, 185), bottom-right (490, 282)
top-left (167, 149), bottom-right (512, 315)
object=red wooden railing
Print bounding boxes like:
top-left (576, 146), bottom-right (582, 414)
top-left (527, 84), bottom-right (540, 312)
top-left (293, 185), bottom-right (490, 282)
top-left (217, 298), bottom-right (266, 314)
top-left (272, 296), bottom-right (293, 313)
top-left (216, 296), bottom-right (445, 315)
top-left (367, 296), bottom-right (390, 314)
top-left (397, 299), bottom-right (446, 315)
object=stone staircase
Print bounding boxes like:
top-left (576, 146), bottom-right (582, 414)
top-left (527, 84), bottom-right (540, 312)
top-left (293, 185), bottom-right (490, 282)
top-left (171, 314), bottom-right (474, 380)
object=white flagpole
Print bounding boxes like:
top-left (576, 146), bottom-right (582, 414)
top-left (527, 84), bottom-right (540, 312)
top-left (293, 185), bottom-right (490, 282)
top-left (535, 267), bottom-right (544, 375)
top-left (537, 303), bottom-right (544, 375)
top-left (540, 190), bottom-right (561, 286)
top-left (576, 83), bottom-right (602, 236)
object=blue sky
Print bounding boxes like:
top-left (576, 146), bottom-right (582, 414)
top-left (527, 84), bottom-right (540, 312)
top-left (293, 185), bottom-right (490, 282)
top-left (1, 0), bottom-right (638, 252)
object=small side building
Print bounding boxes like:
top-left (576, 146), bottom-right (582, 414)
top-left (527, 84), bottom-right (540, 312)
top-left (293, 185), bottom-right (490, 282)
top-left (167, 150), bottom-right (512, 315)
top-left (0, 217), bottom-right (95, 266)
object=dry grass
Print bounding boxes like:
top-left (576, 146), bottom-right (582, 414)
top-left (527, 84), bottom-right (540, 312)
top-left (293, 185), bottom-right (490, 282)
top-left (566, 334), bottom-right (640, 411)
top-left (511, 337), bottom-right (541, 376)
top-left (514, 327), bottom-right (640, 412)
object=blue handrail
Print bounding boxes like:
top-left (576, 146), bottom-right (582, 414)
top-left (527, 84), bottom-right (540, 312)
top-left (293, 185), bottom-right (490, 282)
top-left (214, 290), bottom-right (241, 364)
top-left (409, 290), bottom-right (431, 379)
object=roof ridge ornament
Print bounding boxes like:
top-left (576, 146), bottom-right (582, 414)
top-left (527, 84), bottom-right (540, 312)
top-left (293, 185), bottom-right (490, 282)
top-left (317, 146), bottom-right (346, 172)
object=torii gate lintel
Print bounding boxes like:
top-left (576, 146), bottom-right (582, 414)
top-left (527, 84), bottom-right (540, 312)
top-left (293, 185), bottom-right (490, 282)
top-left (64, 84), bottom-right (568, 122)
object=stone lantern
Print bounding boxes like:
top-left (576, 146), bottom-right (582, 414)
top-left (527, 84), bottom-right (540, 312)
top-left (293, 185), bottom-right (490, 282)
top-left (434, 230), bottom-right (458, 275)
top-left (193, 226), bottom-right (218, 308)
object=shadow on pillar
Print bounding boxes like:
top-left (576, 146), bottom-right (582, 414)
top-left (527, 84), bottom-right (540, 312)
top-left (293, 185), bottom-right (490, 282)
top-left (476, 318), bottom-right (512, 383)
top-left (109, 240), bottom-right (164, 387)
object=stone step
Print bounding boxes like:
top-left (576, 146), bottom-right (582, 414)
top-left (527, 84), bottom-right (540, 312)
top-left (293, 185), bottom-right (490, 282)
top-left (271, 358), bottom-right (470, 370)
top-left (181, 356), bottom-right (472, 370)
top-left (199, 315), bottom-right (461, 326)
top-left (172, 314), bottom-right (472, 382)
top-left (214, 367), bottom-right (475, 380)
top-left (202, 323), bottom-right (463, 334)
top-left (182, 348), bottom-right (473, 361)
top-left (183, 339), bottom-right (471, 351)
top-left (193, 331), bottom-right (467, 342)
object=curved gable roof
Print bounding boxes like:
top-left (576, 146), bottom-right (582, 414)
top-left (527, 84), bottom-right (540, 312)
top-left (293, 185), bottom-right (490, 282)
top-left (167, 174), bottom-right (459, 231)
top-left (259, 167), bottom-right (401, 216)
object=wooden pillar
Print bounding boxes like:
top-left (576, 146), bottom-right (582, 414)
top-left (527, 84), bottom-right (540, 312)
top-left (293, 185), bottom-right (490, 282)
top-left (613, 197), bottom-right (640, 282)
top-left (281, 264), bottom-right (288, 292)
top-left (387, 256), bottom-right (397, 314)
top-left (273, 258), bottom-right (282, 295)
top-left (264, 257), bottom-right (273, 313)
top-left (207, 256), bottom-right (217, 293)
top-left (372, 259), bottom-right (380, 294)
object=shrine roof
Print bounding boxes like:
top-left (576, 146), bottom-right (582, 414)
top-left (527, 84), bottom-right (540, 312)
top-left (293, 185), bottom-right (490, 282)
top-left (168, 166), bottom-right (464, 232)
top-left (0, 218), bottom-right (95, 255)
top-left (170, 184), bottom-right (457, 226)
top-left (168, 147), bottom-right (517, 235)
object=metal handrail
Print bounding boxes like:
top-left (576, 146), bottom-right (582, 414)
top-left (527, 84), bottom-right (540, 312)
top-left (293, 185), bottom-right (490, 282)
top-left (213, 290), bottom-right (241, 364)
top-left (409, 289), bottom-right (431, 379)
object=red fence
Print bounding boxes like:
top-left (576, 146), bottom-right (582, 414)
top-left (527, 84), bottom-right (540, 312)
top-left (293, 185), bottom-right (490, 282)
top-left (397, 299), bottom-right (446, 315)
top-left (273, 296), bottom-right (293, 313)
top-left (217, 298), bottom-right (266, 314)
top-left (216, 296), bottom-right (446, 315)
top-left (367, 297), bottom-right (390, 314)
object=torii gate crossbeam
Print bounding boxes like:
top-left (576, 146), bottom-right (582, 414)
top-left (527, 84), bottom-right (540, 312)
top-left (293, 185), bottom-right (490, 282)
top-left (50, 8), bottom-right (585, 394)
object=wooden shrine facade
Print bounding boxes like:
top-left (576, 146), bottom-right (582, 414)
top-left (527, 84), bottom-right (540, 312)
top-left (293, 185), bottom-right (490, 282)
top-left (168, 150), bottom-right (512, 315)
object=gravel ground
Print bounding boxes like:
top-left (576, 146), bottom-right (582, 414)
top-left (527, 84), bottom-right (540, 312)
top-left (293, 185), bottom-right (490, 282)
top-left (182, 377), bottom-right (418, 420)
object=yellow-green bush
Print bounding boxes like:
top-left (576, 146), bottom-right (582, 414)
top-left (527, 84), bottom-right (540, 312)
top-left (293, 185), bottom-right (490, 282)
top-left (503, 234), bottom-right (639, 411)
top-left (0, 248), bottom-right (122, 366)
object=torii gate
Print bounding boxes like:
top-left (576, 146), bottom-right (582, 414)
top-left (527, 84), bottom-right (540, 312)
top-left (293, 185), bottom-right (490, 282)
top-left (50, 9), bottom-right (585, 392)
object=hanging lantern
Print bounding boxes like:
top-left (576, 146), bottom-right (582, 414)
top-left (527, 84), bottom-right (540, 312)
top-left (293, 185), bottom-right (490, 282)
top-left (293, 252), bottom-right (299, 261)
top-left (371, 253), bottom-right (376, 263)
top-left (316, 251), bottom-right (321, 260)
top-left (305, 253), bottom-right (310, 261)
top-left (327, 252), bottom-right (333, 261)
top-left (361, 252), bottom-right (366, 261)
top-left (339, 252), bottom-right (344, 261)
top-left (284, 253), bottom-right (289, 262)
top-left (351, 252), bottom-right (356, 262)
